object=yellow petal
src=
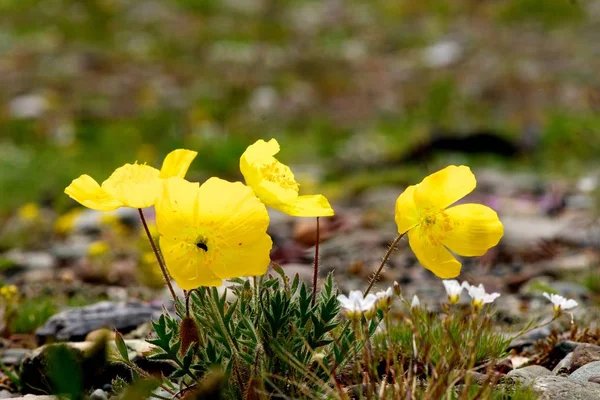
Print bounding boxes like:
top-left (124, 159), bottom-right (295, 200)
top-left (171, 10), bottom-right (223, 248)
top-left (197, 177), bottom-right (270, 246)
top-left (159, 149), bottom-right (198, 179)
top-left (65, 175), bottom-right (124, 211)
top-left (240, 138), bottom-right (299, 207)
top-left (395, 185), bottom-right (420, 234)
top-left (275, 195), bottom-right (334, 217)
top-left (215, 234), bottom-right (273, 278)
top-left (414, 165), bottom-right (476, 212)
top-left (408, 226), bottom-right (461, 278)
top-left (442, 204), bottom-right (504, 256)
top-left (241, 138), bottom-right (280, 163)
top-left (160, 236), bottom-right (223, 289)
top-left (155, 177), bottom-right (201, 240)
top-left (196, 178), bottom-right (271, 279)
top-left (101, 164), bottom-right (162, 208)
top-left (157, 177), bottom-right (272, 286)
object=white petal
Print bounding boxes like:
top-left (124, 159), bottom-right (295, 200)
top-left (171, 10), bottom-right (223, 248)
top-left (542, 292), bottom-right (552, 302)
top-left (411, 295), bottom-right (420, 308)
top-left (348, 290), bottom-right (364, 303)
top-left (337, 295), bottom-right (352, 309)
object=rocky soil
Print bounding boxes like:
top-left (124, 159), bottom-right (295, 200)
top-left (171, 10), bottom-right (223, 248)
top-left (0, 166), bottom-right (599, 399)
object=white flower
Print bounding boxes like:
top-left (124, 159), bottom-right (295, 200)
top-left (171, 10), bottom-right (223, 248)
top-left (337, 290), bottom-right (377, 319)
top-left (375, 287), bottom-right (394, 310)
top-left (543, 292), bottom-right (578, 313)
top-left (410, 294), bottom-right (420, 310)
top-left (464, 283), bottom-right (500, 310)
top-left (442, 280), bottom-right (464, 304)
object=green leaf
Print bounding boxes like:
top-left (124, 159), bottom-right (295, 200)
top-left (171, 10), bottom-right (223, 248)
top-left (147, 352), bottom-right (174, 361)
top-left (170, 340), bottom-right (181, 356)
top-left (114, 331), bottom-right (129, 362)
top-left (118, 378), bottom-right (161, 400)
top-left (291, 273), bottom-right (300, 294)
top-left (224, 299), bottom-right (238, 325)
top-left (45, 344), bottom-right (84, 399)
top-left (271, 262), bottom-right (286, 280)
top-left (182, 344), bottom-right (196, 369)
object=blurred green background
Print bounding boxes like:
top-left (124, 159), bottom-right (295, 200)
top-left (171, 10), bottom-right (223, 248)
top-left (1, 0), bottom-right (600, 213)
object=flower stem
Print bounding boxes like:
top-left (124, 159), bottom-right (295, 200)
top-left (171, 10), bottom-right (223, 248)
top-left (364, 233), bottom-right (405, 295)
top-left (137, 208), bottom-right (177, 303)
top-left (311, 217), bottom-right (320, 307)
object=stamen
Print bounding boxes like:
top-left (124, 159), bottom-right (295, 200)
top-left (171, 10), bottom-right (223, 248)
top-left (420, 210), bottom-right (455, 245)
top-left (260, 161), bottom-right (299, 191)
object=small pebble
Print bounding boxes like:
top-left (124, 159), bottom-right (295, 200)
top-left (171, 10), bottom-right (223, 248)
top-left (90, 389), bottom-right (108, 400)
top-left (85, 328), bottom-right (116, 342)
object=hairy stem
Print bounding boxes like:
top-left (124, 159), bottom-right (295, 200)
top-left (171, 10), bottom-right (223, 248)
top-left (137, 208), bottom-right (177, 303)
top-left (311, 217), bottom-right (320, 307)
top-left (364, 233), bottom-right (405, 295)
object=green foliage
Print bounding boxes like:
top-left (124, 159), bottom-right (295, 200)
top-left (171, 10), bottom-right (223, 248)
top-left (45, 344), bottom-right (84, 400)
top-left (496, 0), bottom-right (584, 28)
top-left (9, 293), bottom-right (97, 334)
top-left (369, 304), bottom-right (512, 399)
top-left (538, 112), bottom-right (600, 170)
top-left (108, 271), bottom-right (532, 399)
top-left (118, 271), bottom-right (351, 398)
top-left (426, 78), bottom-right (456, 126)
top-left (115, 378), bottom-right (161, 400)
top-left (453, 382), bottom-right (539, 399)
top-left (9, 296), bottom-right (57, 334)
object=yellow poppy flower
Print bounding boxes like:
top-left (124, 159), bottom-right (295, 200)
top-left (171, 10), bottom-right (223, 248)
top-left (18, 202), bottom-right (41, 222)
top-left (395, 165), bottom-right (504, 278)
top-left (240, 139), bottom-right (334, 217)
top-left (156, 177), bottom-right (272, 290)
top-left (64, 149), bottom-right (197, 211)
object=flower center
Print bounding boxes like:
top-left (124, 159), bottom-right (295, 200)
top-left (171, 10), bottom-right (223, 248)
top-left (195, 237), bottom-right (208, 252)
top-left (420, 210), bottom-right (454, 246)
top-left (260, 161), bottom-right (299, 191)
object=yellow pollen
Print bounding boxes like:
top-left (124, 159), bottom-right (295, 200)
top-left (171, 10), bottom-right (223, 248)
top-left (260, 161), bottom-right (299, 191)
top-left (420, 210), bottom-right (455, 245)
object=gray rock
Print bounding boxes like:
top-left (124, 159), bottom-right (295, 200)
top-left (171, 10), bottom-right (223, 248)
top-left (553, 353), bottom-right (573, 375)
top-left (35, 301), bottom-right (162, 343)
top-left (533, 375), bottom-right (600, 399)
top-left (501, 216), bottom-right (568, 249)
top-left (280, 263), bottom-right (314, 284)
top-left (570, 361), bottom-right (600, 383)
top-left (73, 208), bottom-right (139, 235)
top-left (3, 250), bottom-right (56, 271)
top-left (51, 237), bottom-right (93, 261)
top-left (422, 40), bottom-right (463, 68)
top-left (554, 341), bottom-right (581, 358)
top-left (571, 344), bottom-right (600, 372)
top-left (464, 371), bottom-right (488, 386)
top-left (307, 230), bottom-right (390, 275)
top-left (508, 326), bottom-right (551, 350)
top-left (506, 365), bottom-right (552, 385)
top-left (0, 389), bottom-right (17, 398)
top-left (588, 376), bottom-right (600, 384)
top-left (9, 93), bottom-right (49, 118)
top-left (1, 348), bottom-right (31, 366)
top-left (550, 281), bottom-right (590, 300)
top-left (20, 340), bottom-right (171, 395)
top-left (89, 389), bottom-right (108, 400)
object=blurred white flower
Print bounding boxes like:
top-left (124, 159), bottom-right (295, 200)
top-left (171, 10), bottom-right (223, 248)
top-left (442, 280), bottom-right (464, 304)
top-left (375, 287), bottom-right (393, 310)
top-left (410, 294), bottom-right (420, 310)
top-left (464, 283), bottom-right (500, 310)
top-left (543, 292), bottom-right (578, 314)
top-left (337, 290), bottom-right (377, 319)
